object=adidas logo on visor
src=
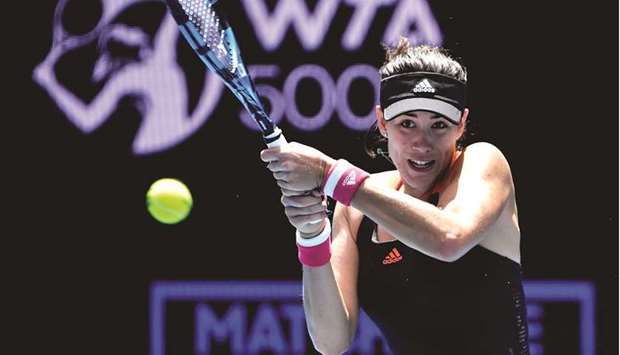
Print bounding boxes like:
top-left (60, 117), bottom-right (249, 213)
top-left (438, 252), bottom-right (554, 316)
top-left (413, 79), bottom-right (435, 93)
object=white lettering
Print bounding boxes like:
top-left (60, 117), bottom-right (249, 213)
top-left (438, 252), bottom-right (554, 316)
top-left (342, 0), bottom-right (395, 50)
top-left (241, 0), bottom-right (340, 51)
top-left (242, 0), bottom-right (442, 51)
top-left (383, 0), bottom-right (443, 46)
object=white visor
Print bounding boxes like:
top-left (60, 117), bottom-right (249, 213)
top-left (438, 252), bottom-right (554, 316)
top-left (383, 97), bottom-right (462, 124)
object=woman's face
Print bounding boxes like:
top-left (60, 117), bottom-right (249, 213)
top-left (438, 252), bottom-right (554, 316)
top-left (377, 107), bottom-right (468, 195)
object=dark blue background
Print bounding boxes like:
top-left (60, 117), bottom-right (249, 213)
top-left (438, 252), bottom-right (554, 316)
top-left (11, 1), bottom-right (617, 354)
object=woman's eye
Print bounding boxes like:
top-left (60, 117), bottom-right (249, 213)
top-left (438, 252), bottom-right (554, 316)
top-left (401, 120), bottom-right (415, 128)
top-left (432, 121), bottom-right (448, 129)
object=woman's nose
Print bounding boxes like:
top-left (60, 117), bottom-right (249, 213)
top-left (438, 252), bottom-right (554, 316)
top-left (411, 133), bottom-right (432, 154)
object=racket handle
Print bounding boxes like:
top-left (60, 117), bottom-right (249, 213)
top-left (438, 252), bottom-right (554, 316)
top-left (264, 127), bottom-right (287, 148)
top-left (263, 128), bottom-right (323, 225)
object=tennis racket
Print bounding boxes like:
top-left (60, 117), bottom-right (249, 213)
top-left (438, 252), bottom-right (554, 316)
top-left (166, 0), bottom-right (323, 222)
top-left (165, 0), bottom-right (286, 148)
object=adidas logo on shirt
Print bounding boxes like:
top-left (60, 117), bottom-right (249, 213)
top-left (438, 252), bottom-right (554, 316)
top-left (382, 247), bottom-right (403, 265)
top-left (413, 79), bottom-right (435, 93)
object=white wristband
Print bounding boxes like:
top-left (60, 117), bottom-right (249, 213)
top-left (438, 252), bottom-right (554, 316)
top-left (323, 161), bottom-right (351, 197)
top-left (296, 219), bottom-right (331, 247)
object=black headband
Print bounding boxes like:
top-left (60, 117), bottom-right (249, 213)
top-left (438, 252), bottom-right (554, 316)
top-left (380, 72), bottom-right (466, 124)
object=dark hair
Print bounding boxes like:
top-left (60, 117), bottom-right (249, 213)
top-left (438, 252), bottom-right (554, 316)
top-left (365, 37), bottom-right (470, 161)
top-left (379, 39), bottom-right (467, 81)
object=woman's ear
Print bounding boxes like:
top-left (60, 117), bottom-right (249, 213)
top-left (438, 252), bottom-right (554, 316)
top-left (375, 105), bottom-right (388, 137)
top-left (457, 108), bottom-right (470, 138)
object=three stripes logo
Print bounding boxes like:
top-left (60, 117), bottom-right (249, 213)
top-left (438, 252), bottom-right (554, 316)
top-left (382, 247), bottom-right (403, 265)
top-left (413, 79), bottom-right (435, 93)
top-left (343, 171), bottom-right (357, 186)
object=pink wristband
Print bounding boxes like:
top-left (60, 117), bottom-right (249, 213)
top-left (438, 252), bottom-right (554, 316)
top-left (322, 159), bottom-right (370, 206)
top-left (296, 220), bottom-right (332, 267)
top-left (320, 162), bottom-right (337, 191)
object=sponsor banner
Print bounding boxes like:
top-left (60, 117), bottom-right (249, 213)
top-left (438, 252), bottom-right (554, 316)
top-left (150, 280), bottom-right (595, 355)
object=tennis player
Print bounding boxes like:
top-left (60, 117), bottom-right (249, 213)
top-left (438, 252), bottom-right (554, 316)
top-left (261, 38), bottom-right (529, 355)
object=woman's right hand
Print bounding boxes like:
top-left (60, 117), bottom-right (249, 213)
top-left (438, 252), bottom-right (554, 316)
top-left (280, 188), bottom-right (328, 237)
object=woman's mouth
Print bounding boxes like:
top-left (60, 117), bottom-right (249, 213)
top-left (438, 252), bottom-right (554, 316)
top-left (408, 159), bottom-right (436, 172)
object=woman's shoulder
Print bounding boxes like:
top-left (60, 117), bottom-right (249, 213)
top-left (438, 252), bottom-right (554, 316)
top-left (460, 142), bottom-right (514, 184)
top-left (463, 142), bottom-right (509, 163)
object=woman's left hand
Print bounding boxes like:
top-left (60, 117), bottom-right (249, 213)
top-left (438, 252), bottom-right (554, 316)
top-left (260, 142), bottom-right (335, 192)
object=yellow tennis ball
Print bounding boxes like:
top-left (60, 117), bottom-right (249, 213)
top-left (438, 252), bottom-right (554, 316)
top-left (146, 178), bottom-right (193, 224)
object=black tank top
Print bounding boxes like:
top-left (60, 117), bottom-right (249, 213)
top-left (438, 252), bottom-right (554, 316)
top-left (355, 195), bottom-right (530, 355)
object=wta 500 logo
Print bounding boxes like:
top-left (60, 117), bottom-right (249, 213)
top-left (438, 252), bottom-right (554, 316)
top-left (34, 0), bottom-right (442, 155)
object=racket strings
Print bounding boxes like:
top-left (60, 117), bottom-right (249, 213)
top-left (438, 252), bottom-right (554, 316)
top-left (178, 0), bottom-right (236, 73)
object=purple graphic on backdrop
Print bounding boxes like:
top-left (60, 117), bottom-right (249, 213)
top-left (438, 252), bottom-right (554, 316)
top-left (34, 0), bottom-right (442, 155)
top-left (240, 63), bottom-right (380, 132)
top-left (33, 0), bottom-right (224, 155)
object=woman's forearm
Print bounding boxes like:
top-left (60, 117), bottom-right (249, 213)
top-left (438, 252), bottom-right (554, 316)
top-left (302, 263), bottom-right (353, 355)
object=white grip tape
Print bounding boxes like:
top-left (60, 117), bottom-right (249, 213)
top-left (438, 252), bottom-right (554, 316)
top-left (266, 134), bottom-right (287, 148)
top-left (265, 128), bottom-right (287, 148)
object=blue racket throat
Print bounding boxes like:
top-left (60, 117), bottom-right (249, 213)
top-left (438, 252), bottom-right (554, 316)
top-left (165, 0), bottom-right (286, 148)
